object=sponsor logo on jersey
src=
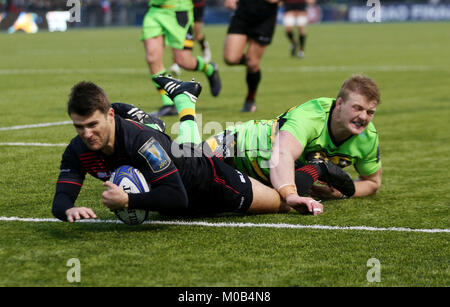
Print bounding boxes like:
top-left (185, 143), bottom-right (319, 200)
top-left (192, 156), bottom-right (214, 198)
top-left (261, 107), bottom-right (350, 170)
top-left (236, 170), bottom-right (246, 183)
top-left (138, 137), bottom-right (171, 173)
top-left (308, 151), bottom-right (352, 168)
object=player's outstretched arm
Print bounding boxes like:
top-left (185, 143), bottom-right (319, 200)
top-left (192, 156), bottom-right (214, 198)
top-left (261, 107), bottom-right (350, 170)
top-left (269, 130), bottom-right (324, 215)
top-left (52, 181), bottom-right (96, 222)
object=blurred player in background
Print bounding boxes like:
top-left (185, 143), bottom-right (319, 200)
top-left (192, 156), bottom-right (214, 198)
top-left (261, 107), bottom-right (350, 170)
top-left (169, 0), bottom-right (212, 77)
top-left (223, 0), bottom-right (280, 112)
top-left (282, 0), bottom-right (315, 59)
top-left (141, 0), bottom-right (221, 117)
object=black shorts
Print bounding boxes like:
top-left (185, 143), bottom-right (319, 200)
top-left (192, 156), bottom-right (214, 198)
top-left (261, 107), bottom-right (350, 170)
top-left (167, 148), bottom-right (253, 216)
top-left (193, 0), bottom-right (205, 22)
top-left (284, 3), bottom-right (307, 12)
top-left (227, 6), bottom-right (278, 45)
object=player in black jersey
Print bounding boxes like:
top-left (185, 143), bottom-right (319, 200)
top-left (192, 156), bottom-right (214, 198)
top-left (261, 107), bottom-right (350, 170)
top-left (52, 81), bottom-right (305, 223)
top-left (223, 0), bottom-right (280, 112)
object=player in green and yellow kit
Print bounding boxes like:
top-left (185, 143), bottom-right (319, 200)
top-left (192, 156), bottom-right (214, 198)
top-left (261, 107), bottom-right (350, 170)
top-left (204, 75), bottom-right (382, 209)
top-left (153, 75), bottom-right (382, 214)
top-left (141, 0), bottom-right (221, 117)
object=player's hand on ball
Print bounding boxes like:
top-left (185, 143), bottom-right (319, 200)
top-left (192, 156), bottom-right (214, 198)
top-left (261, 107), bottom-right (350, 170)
top-left (285, 194), bottom-right (323, 215)
top-left (102, 181), bottom-right (129, 210)
top-left (65, 207), bottom-right (97, 223)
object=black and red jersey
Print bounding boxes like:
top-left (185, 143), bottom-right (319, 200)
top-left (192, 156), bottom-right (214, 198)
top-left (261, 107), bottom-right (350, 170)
top-left (52, 116), bottom-right (188, 221)
top-left (57, 115), bottom-right (176, 186)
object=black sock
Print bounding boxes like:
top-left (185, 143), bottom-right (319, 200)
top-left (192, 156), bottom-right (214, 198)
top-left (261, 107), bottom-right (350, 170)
top-left (286, 31), bottom-right (295, 44)
top-left (299, 35), bottom-right (306, 50)
top-left (239, 54), bottom-right (247, 65)
top-left (246, 70), bottom-right (261, 102)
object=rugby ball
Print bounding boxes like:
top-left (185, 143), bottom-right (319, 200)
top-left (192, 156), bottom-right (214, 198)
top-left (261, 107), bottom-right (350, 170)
top-left (109, 165), bottom-right (150, 225)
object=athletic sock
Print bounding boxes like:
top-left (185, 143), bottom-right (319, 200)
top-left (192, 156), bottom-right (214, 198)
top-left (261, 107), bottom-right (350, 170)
top-left (286, 31), bottom-right (295, 44)
top-left (299, 34), bottom-right (306, 51)
top-left (152, 70), bottom-right (174, 106)
top-left (294, 164), bottom-right (323, 196)
top-left (239, 54), bottom-right (247, 65)
top-left (198, 37), bottom-right (206, 51)
top-left (246, 70), bottom-right (261, 102)
top-left (174, 94), bottom-right (201, 145)
top-left (195, 56), bottom-right (214, 77)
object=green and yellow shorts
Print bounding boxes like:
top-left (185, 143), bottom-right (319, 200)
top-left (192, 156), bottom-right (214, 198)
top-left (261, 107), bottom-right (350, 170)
top-left (141, 6), bottom-right (194, 50)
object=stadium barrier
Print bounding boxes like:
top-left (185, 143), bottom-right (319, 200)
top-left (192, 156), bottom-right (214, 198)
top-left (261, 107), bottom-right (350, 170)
top-left (1, 2), bottom-right (450, 33)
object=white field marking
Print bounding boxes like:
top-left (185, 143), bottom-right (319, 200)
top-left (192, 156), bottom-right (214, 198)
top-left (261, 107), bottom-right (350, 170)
top-left (0, 142), bottom-right (67, 147)
top-left (0, 216), bottom-right (449, 234)
top-left (0, 65), bottom-right (448, 75)
top-left (0, 121), bottom-right (72, 131)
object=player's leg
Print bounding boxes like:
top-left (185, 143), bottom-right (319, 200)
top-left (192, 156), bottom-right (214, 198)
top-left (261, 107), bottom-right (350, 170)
top-left (241, 40), bottom-right (266, 113)
top-left (246, 177), bottom-right (292, 214)
top-left (193, 2), bottom-right (211, 63)
top-left (153, 75), bottom-right (203, 145)
top-left (239, 8), bottom-right (277, 113)
top-left (296, 10), bottom-right (309, 59)
top-left (142, 36), bottom-right (177, 116)
top-left (141, 7), bottom-right (178, 117)
top-left (283, 11), bottom-right (297, 57)
top-left (167, 9), bottom-right (221, 98)
top-left (223, 6), bottom-right (249, 67)
top-left (223, 33), bottom-right (248, 66)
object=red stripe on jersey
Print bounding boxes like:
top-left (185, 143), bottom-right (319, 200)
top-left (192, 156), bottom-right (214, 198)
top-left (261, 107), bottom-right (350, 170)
top-left (150, 169), bottom-right (178, 184)
top-left (128, 120), bottom-right (144, 130)
top-left (57, 180), bottom-right (83, 187)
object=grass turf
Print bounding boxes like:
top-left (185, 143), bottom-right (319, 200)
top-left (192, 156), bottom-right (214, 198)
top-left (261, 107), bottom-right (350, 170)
top-left (0, 22), bottom-right (449, 286)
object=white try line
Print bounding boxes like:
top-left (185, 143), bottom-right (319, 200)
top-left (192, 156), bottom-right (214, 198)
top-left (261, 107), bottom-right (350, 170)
top-left (0, 216), bottom-right (448, 234)
top-left (0, 121), bottom-right (72, 131)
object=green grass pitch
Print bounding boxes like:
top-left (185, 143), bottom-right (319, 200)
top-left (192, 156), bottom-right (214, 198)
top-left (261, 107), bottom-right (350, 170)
top-left (0, 22), bottom-right (449, 287)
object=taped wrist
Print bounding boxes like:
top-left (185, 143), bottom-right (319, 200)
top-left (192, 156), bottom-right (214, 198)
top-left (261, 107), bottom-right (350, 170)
top-left (277, 184), bottom-right (297, 200)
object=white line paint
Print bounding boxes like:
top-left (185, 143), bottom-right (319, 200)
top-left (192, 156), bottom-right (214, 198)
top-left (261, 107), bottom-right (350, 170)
top-left (0, 142), bottom-right (67, 147)
top-left (0, 216), bottom-right (448, 234)
top-left (0, 65), bottom-right (448, 75)
top-left (0, 121), bottom-right (72, 131)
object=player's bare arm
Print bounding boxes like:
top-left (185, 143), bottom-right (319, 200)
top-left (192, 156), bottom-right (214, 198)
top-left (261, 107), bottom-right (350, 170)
top-left (354, 167), bottom-right (382, 197)
top-left (270, 130), bottom-right (323, 215)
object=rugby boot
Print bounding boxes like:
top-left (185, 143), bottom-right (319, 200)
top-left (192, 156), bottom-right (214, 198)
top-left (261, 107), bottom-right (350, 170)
top-left (112, 102), bottom-right (166, 132)
top-left (153, 75), bottom-right (202, 103)
top-left (241, 100), bottom-right (256, 112)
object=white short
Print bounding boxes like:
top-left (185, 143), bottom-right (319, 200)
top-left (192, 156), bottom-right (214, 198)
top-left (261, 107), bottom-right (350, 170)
top-left (283, 15), bottom-right (309, 27)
